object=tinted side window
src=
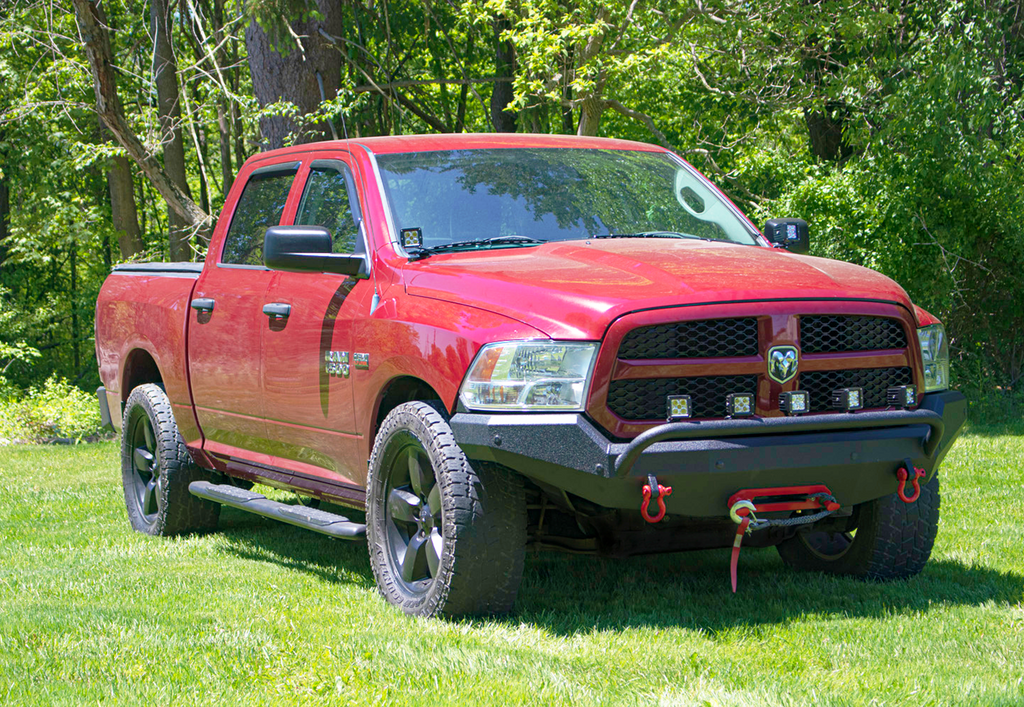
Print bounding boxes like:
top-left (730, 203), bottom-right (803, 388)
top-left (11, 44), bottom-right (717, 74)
top-left (296, 166), bottom-right (360, 254)
top-left (221, 169), bottom-right (296, 265)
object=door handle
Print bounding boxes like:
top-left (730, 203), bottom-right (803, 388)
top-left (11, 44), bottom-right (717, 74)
top-left (191, 298), bottom-right (215, 312)
top-left (263, 303), bottom-right (291, 318)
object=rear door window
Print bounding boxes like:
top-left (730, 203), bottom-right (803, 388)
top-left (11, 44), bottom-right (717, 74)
top-left (221, 166), bottom-right (298, 266)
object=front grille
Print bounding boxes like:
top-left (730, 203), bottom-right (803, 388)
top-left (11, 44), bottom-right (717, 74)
top-left (618, 318), bottom-right (758, 360)
top-left (608, 375), bottom-right (759, 420)
top-left (800, 316), bottom-right (907, 353)
top-left (800, 367), bottom-right (912, 412)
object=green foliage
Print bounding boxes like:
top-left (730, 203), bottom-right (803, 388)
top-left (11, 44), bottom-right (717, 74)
top-left (0, 376), bottom-right (104, 444)
top-left (1, 0), bottom-right (1022, 400)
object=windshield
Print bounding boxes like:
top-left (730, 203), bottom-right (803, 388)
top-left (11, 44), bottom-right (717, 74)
top-left (375, 148), bottom-right (761, 250)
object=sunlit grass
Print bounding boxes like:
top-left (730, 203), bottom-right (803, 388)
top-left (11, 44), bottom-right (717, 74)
top-left (1, 426), bottom-right (1023, 705)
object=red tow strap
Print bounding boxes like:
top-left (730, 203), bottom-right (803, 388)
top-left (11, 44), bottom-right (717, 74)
top-left (730, 516), bottom-right (751, 593)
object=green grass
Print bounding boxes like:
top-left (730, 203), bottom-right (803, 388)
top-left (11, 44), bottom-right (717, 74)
top-left (2, 427), bottom-right (1023, 706)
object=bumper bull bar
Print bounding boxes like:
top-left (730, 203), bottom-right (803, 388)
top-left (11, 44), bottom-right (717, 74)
top-left (450, 390), bottom-right (967, 517)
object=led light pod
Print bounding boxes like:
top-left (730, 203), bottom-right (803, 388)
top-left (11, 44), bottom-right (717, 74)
top-left (459, 341), bottom-right (597, 411)
top-left (887, 385), bottom-right (917, 408)
top-left (667, 395), bottom-right (692, 421)
top-left (779, 391), bottom-right (809, 415)
top-left (725, 393), bottom-right (754, 417)
top-left (832, 387), bottom-right (864, 411)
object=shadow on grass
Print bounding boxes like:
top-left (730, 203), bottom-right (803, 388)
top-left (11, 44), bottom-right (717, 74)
top-left (505, 549), bottom-right (1024, 635)
top-left (211, 504), bottom-right (375, 589)
top-left (204, 505), bottom-right (1023, 633)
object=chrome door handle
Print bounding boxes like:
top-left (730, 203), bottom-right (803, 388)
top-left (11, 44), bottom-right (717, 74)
top-left (263, 303), bottom-right (291, 318)
top-left (191, 298), bottom-right (215, 312)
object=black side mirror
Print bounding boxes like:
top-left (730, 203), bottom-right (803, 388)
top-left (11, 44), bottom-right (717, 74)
top-left (263, 225), bottom-right (368, 277)
top-left (763, 218), bottom-right (810, 255)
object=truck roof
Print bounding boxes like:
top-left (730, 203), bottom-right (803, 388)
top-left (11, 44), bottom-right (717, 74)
top-left (248, 132), bottom-right (668, 161)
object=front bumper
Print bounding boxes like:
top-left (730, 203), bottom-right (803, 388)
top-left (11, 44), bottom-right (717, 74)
top-left (450, 390), bottom-right (967, 517)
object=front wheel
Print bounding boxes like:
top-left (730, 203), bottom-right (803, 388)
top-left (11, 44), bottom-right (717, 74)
top-left (366, 401), bottom-right (526, 618)
top-left (776, 475), bottom-right (940, 580)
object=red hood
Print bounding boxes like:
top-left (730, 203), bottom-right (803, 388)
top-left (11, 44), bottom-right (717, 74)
top-left (403, 239), bottom-right (914, 339)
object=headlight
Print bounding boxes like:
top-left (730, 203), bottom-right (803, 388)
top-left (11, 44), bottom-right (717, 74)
top-left (917, 323), bottom-right (949, 392)
top-left (459, 341), bottom-right (598, 411)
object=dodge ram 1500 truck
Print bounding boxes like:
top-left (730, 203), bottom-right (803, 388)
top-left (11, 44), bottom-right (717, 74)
top-left (95, 133), bottom-right (966, 617)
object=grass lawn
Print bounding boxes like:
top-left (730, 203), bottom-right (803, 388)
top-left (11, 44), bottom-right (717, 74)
top-left (1, 427), bottom-right (1023, 706)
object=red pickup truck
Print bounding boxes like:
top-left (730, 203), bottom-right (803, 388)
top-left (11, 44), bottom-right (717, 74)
top-left (95, 133), bottom-right (966, 617)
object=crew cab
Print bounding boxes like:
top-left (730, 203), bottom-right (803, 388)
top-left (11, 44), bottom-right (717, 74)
top-left (95, 133), bottom-right (966, 617)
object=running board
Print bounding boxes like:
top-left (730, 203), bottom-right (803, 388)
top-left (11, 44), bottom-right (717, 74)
top-left (189, 481), bottom-right (366, 539)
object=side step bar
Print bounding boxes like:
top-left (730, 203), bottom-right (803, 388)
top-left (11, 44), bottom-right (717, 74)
top-left (189, 481), bottom-right (366, 539)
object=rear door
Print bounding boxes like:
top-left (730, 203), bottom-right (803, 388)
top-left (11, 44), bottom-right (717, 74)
top-left (260, 155), bottom-right (372, 487)
top-left (189, 162), bottom-right (301, 460)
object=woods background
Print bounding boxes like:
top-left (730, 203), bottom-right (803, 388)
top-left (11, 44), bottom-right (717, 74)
top-left (1, 0), bottom-right (1022, 420)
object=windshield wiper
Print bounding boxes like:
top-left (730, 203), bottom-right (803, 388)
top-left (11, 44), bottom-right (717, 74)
top-left (592, 231), bottom-right (703, 240)
top-left (408, 235), bottom-right (546, 260)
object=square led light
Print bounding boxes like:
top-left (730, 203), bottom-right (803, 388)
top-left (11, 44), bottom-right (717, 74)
top-left (667, 395), bottom-right (692, 421)
top-left (779, 390), bottom-right (809, 415)
top-left (887, 385), bottom-right (917, 408)
top-left (832, 387), bottom-right (864, 411)
top-left (725, 393), bottom-right (754, 417)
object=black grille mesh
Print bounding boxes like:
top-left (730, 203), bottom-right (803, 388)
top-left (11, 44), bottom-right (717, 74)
top-left (799, 367), bottom-right (912, 412)
top-left (608, 375), bottom-right (759, 420)
top-left (800, 316), bottom-right (907, 353)
top-left (618, 318), bottom-right (759, 359)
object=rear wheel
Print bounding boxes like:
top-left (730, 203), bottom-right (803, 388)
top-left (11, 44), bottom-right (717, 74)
top-left (366, 401), bottom-right (526, 618)
top-left (121, 384), bottom-right (220, 536)
top-left (776, 475), bottom-right (940, 579)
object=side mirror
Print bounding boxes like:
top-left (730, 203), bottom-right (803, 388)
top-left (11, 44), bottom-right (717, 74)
top-left (263, 225), bottom-right (368, 277)
top-left (763, 218), bottom-right (810, 255)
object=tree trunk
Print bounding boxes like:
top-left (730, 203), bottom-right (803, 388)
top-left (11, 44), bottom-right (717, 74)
top-left (245, 1), bottom-right (343, 149)
top-left (576, 97), bottom-right (604, 136)
top-left (69, 239), bottom-right (80, 372)
top-left (490, 17), bottom-right (517, 133)
top-left (151, 0), bottom-right (194, 260)
top-left (101, 125), bottom-right (145, 259)
top-left (72, 0), bottom-right (211, 236)
top-left (804, 105), bottom-right (852, 162)
top-left (0, 156), bottom-right (9, 269)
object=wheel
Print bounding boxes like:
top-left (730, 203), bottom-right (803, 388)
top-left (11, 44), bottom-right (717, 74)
top-left (366, 401), bottom-right (526, 618)
top-left (776, 475), bottom-right (940, 580)
top-left (121, 384), bottom-right (220, 535)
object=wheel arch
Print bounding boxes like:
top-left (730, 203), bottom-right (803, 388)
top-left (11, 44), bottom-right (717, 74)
top-left (371, 375), bottom-right (444, 447)
top-left (120, 348), bottom-right (163, 402)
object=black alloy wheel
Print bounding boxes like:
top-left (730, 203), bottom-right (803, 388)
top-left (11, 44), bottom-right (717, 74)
top-left (366, 401), bottom-right (527, 618)
top-left (127, 409), bottom-right (162, 523)
top-left (383, 440), bottom-right (444, 591)
top-left (120, 384), bottom-right (219, 536)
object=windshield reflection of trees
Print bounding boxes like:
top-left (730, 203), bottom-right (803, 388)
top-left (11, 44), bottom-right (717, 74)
top-left (378, 149), bottom-right (738, 248)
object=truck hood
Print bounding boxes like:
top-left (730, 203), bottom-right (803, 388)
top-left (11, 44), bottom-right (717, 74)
top-left (403, 239), bottom-right (914, 339)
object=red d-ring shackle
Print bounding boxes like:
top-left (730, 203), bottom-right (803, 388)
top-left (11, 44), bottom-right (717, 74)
top-left (641, 475), bottom-right (673, 523)
top-left (897, 458), bottom-right (926, 503)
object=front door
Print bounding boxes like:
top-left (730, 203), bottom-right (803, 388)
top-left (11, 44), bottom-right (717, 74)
top-left (261, 156), bottom-right (371, 486)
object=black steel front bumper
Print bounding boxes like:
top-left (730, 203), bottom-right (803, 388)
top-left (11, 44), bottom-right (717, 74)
top-left (450, 391), bottom-right (967, 517)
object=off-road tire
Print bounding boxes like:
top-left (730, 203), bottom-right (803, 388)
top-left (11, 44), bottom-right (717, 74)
top-left (776, 475), bottom-right (940, 579)
top-left (121, 384), bottom-right (220, 535)
top-left (366, 401), bottom-right (527, 618)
